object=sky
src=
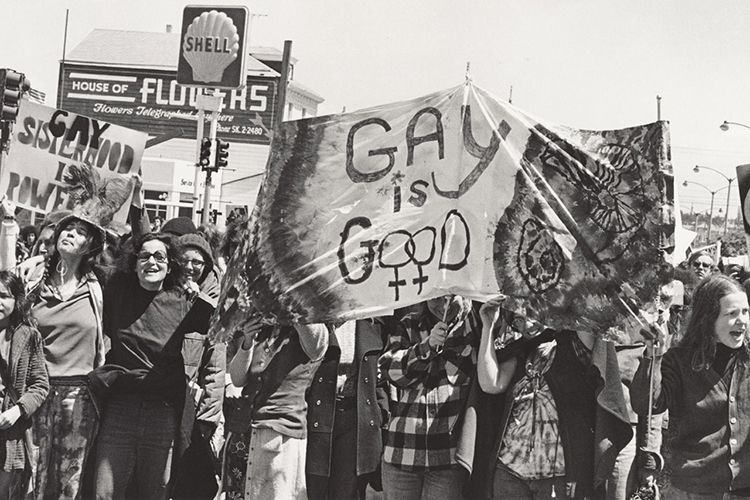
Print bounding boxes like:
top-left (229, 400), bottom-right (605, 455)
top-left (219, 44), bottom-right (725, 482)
top-left (2, 0), bottom-right (750, 220)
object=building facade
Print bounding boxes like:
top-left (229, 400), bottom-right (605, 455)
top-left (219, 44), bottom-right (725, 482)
top-left (57, 28), bottom-right (324, 227)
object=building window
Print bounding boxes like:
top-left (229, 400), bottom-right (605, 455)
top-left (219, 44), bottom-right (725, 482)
top-left (145, 204), bottom-right (168, 224)
top-left (145, 190), bottom-right (170, 201)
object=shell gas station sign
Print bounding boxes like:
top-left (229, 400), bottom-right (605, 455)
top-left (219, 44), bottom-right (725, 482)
top-left (177, 6), bottom-right (249, 89)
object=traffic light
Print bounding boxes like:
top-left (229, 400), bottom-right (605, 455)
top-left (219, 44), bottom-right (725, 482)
top-left (0, 69), bottom-right (30, 122)
top-left (214, 139), bottom-right (229, 169)
top-left (198, 137), bottom-right (212, 168)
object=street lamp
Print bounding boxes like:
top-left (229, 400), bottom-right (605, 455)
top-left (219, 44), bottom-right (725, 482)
top-left (719, 121), bottom-right (750, 132)
top-left (682, 180), bottom-right (729, 243)
top-left (693, 165), bottom-right (735, 236)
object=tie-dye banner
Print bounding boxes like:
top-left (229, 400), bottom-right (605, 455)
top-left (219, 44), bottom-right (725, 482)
top-left (212, 82), bottom-right (674, 340)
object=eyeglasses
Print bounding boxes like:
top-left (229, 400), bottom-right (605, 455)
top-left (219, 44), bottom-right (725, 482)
top-left (181, 258), bottom-right (205, 268)
top-left (692, 262), bottom-right (712, 269)
top-left (137, 251), bottom-right (168, 263)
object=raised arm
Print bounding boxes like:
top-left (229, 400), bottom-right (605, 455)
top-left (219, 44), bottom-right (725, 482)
top-left (228, 316), bottom-right (263, 387)
top-left (477, 297), bottom-right (517, 394)
top-left (630, 324), bottom-right (676, 416)
top-left (295, 323), bottom-right (329, 362)
top-left (0, 199), bottom-right (18, 271)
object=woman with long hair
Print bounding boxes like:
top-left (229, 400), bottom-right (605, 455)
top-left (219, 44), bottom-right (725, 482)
top-left (90, 232), bottom-right (214, 500)
top-left (631, 274), bottom-right (750, 498)
top-left (17, 212), bottom-right (108, 500)
top-left (0, 271), bottom-right (49, 499)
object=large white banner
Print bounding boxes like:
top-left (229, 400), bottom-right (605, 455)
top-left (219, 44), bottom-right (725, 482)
top-left (212, 82), bottom-right (674, 339)
top-left (3, 100), bottom-right (147, 222)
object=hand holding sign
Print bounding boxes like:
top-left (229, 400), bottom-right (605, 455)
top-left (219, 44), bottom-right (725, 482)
top-left (428, 321), bottom-right (450, 350)
top-left (0, 198), bottom-right (16, 220)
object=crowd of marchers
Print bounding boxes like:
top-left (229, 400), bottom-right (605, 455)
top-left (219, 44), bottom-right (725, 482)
top-left (0, 199), bottom-right (747, 500)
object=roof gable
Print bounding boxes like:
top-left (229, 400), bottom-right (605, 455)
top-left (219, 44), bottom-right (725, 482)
top-left (65, 29), bottom-right (277, 75)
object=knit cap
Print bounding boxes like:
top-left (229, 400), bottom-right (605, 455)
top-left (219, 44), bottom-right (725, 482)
top-left (161, 217), bottom-right (197, 237)
top-left (178, 233), bottom-right (214, 277)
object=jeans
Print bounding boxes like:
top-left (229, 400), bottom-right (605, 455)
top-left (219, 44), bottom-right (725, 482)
top-left (491, 463), bottom-right (568, 500)
top-left (0, 468), bottom-right (26, 500)
top-left (93, 394), bottom-right (178, 500)
top-left (381, 459), bottom-right (467, 500)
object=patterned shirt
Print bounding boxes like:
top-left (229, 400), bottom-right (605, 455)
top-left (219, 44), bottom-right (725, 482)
top-left (499, 332), bottom-right (592, 479)
top-left (379, 308), bottom-right (479, 471)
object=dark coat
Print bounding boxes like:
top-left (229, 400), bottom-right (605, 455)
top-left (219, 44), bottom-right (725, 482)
top-left (0, 324), bottom-right (50, 470)
top-left (306, 319), bottom-right (387, 478)
top-left (460, 331), bottom-right (632, 500)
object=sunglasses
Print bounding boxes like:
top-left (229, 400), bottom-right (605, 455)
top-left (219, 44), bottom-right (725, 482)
top-left (181, 258), bottom-right (205, 268)
top-left (137, 251), bottom-right (168, 263)
top-left (692, 262), bottom-right (712, 269)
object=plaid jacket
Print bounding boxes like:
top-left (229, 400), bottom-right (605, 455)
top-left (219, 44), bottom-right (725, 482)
top-left (378, 308), bottom-right (479, 471)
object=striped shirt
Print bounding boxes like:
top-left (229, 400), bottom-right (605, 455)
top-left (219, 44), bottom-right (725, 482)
top-left (379, 308), bottom-right (479, 471)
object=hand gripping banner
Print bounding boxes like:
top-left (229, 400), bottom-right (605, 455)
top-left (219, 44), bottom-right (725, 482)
top-left (212, 82), bottom-right (674, 340)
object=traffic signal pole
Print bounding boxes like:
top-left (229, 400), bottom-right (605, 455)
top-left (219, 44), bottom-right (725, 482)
top-left (0, 68), bottom-right (31, 188)
top-left (192, 91), bottom-right (221, 223)
top-left (191, 105), bottom-right (205, 221)
top-left (202, 108), bottom-right (219, 225)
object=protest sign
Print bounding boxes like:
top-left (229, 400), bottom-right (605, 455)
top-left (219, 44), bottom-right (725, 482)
top-left (2, 101), bottom-right (147, 223)
top-left (212, 82), bottom-right (674, 339)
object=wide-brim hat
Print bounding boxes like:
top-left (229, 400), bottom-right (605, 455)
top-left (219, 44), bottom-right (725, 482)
top-left (52, 161), bottom-right (137, 255)
top-left (52, 213), bottom-right (107, 257)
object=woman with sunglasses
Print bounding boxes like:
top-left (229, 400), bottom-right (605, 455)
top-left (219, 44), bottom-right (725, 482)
top-left (89, 233), bottom-right (214, 500)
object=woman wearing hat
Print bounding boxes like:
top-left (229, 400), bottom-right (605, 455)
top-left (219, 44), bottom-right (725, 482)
top-left (19, 211), bottom-right (108, 500)
top-left (170, 233), bottom-right (225, 500)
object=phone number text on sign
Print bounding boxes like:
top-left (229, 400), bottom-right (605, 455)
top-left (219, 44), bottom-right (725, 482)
top-left (226, 125), bottom-right (265, 135)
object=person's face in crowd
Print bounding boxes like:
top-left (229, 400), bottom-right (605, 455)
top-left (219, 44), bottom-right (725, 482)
top-left (714, 291), bottom-right (750, 349)
top-left (181, 248), bottom-right (206, 282)
top-left (57, 219), bottom-right (93, 258)
top-left (136, 239), bottom-right (170, 291)
top-left (691, 255), bottom-right (714, 279)
top-left (25, 233), bottom-right (36, 247)
top-left (509, 313), bottom-right (545, 339)
top-left (0, 282), bottom-right (16, 330)
top-left (35, 227), bottom-right (56, 257)
top-left (726, 265), bottom-right (744, 283)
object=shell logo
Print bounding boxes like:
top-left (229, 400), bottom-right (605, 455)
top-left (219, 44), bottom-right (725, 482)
top-left (182, 10), bottom-right (240, 83)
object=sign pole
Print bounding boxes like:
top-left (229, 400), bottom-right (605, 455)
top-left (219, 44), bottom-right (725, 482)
top-left (273, 40), bottom-right (293, 135)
